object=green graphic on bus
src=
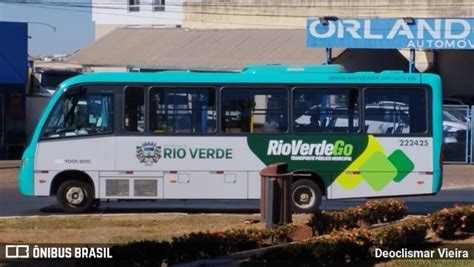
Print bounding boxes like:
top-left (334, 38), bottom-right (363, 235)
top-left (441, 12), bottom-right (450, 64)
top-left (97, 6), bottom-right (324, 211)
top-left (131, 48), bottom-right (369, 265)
top-left (249, 135), bottom-right (415, 192)
top-left (358, 149), bottom-right (414, 191)
top-left (334, 136), bottom-right (415, 191)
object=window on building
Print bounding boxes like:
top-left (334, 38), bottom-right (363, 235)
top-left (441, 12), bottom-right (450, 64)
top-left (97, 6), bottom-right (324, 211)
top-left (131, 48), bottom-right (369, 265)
top-left (221, 88), bottom-right (288, 134)
top-left (128, 0), bottom-right (140, 12)
top-left (153, 0), bottom-right (165, 12)
top-left (149, 87), bottom-right (216, 134)
top-left (293, 88), bottom-right (359, 133)
top-left (42, 92), bottom-right (113, 138)
top-left (124, 87), bottom-right (145, 133)
top-left (364, 88), bottom-right (427, 134)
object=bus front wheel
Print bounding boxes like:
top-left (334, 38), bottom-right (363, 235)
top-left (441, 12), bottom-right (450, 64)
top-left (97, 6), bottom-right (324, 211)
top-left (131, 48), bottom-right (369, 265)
top-left (291, 179), bottom-right (322, 213)
top-left (57, 180), bottom-right (94, 213)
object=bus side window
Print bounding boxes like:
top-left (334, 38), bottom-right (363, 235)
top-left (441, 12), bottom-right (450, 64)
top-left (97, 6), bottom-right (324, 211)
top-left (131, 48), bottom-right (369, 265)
top-left (293, 88), bottom-right (359, 133)
top-left (221, 88), bottom-right (288, 134)
top-left (364, 88), bottom-right (426, 134)
top-left (149, 87), bottom-right (216, 134)
top-left (124, 86), bottom-right (145, 133)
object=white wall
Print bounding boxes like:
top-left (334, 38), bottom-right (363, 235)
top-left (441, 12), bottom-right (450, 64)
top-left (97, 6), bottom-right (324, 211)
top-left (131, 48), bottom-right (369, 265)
top-left (88, 66), bottom-right (129, 72)
top-left (92, 0), bottom-right (183, 26)
top-left (184, 0), bottom-right (474, 29)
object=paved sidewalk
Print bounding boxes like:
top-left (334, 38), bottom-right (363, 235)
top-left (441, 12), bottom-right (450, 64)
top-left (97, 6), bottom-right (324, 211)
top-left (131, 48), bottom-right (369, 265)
top-left (443, 164), bottom-right (473, 188)
top-left (0, 160), bottom-right (20, 169)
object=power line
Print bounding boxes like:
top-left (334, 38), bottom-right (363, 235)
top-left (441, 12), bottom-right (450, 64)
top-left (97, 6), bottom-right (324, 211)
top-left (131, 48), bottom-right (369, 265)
top-left (3, 0), bottom-right (474, 8)
top-left (2, 2), bottom-right (301, 28)
top-left (3, 1), bottom-right (474, 30)
top-left (4, 0), bottom-right (474, 13)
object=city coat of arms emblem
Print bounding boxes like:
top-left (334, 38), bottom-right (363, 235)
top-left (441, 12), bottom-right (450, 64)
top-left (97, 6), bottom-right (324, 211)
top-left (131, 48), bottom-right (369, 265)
top-left (136, 142), bottom-right (161, 165)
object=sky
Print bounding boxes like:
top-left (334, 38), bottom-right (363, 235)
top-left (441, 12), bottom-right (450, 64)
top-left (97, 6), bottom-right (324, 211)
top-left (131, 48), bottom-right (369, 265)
top-left (0, 0), bottom-right (94, 56)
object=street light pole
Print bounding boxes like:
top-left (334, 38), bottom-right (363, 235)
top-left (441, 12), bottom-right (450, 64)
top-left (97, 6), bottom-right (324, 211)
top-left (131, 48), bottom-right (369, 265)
top-left (27, 22), bottom-right (56, 32)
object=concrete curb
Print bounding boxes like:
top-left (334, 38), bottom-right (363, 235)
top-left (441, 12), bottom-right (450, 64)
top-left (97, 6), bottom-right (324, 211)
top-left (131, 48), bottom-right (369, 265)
top-left (0, 160), bottom-right (20, 169)
top-left (442, 185), bottom-right (474, 190)
top-left (0, 212), bottom-right (193, 220)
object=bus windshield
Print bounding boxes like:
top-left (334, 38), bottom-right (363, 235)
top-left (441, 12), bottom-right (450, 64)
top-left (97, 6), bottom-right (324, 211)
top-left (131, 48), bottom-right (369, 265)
top-left (42, 92), bottom-right (113, 138)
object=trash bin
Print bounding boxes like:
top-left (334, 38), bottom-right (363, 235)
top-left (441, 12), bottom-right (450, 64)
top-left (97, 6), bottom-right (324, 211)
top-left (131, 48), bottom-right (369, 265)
top-left (260, 163), bottom-right (293, 227)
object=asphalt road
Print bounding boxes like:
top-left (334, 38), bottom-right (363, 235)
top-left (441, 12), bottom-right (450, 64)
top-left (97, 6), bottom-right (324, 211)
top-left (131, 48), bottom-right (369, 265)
top-left (1, 184), bottom-right (473, 217)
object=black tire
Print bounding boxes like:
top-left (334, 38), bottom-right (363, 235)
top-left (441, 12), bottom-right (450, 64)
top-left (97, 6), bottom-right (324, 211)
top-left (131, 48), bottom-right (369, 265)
top-left (57, 180), bottom-right (95, 213)
top-left (291, 179), bottom-right (322, 213)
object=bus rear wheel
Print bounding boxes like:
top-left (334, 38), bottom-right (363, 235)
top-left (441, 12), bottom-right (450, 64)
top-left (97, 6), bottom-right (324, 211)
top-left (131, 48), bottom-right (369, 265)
top-left (291, 179), bottom-right (322, 213)
top-left (57, 180), bottom-right (94, 213)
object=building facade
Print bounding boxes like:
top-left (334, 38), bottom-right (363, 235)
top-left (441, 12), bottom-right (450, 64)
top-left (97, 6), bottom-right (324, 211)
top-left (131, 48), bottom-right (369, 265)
top-left (184, 0), bottom-right (474, 29)
top-left (92, 0), bottom-right (185, 40)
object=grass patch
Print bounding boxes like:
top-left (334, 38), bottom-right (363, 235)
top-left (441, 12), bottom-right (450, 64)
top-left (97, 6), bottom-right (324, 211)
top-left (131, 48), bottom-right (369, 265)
top-left (0, 213), bottom-right (263, 244)
top-left (376, 259), bottom-right (474, 267)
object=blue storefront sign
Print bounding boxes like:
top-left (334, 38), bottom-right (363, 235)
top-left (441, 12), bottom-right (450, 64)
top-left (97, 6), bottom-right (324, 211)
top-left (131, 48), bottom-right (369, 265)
top-left (0, 21), bottom-right (28, 159)
top-left (307, 18), bottom-right (474, 50)
top-left (0, 22), bottom-right (28, 83)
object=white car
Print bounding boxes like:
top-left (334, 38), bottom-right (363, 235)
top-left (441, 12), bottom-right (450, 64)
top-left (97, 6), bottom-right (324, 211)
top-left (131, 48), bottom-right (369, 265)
top-left (443, 110), bottom-right (468, 144)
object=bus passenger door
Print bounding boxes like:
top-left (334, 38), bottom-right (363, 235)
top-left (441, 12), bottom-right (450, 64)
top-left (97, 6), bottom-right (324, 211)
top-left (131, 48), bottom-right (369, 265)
top-left (108, 86), bottom-right (165, 199)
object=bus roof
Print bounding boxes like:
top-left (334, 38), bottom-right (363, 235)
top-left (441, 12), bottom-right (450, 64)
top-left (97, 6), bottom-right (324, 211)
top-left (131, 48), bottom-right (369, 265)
top-left (58, 64), bottom-right (440, 92)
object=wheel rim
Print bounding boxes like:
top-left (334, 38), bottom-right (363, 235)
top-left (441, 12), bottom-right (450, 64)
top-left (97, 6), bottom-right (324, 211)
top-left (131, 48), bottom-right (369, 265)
top-left (292, 185), bottom-right (316, 209)
top-left (65, 186), bottom-right (86, 206)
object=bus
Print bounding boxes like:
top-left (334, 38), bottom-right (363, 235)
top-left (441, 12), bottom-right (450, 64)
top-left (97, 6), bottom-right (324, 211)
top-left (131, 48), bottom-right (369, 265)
top-left (18, 65), bottom-right (443, 213)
